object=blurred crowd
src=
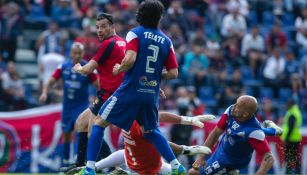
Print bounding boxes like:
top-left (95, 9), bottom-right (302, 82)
top-left (0, 0), bottom-right (306, 126)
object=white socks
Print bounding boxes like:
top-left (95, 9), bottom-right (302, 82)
top-left (170, 159), bottom-right (181, 169)
top-left (95, 149), bottom-right (126, 170)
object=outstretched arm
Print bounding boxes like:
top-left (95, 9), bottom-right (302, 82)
top-left (158, 112), bottom-right (215, 128)
top-left (73, 60), bottom-right (98, 75)
top-left (168, 142), bottom-right (211, 155)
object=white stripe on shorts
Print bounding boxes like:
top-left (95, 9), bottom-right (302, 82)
top-left (101, 96), bottom-right (118, 120)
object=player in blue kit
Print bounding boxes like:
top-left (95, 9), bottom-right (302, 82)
top-left (39, 42), bottom-right (99, 166)
top-left (190, 95), bottom-right (275, 175)
top-left (76, 1), bottom-right (186, 175)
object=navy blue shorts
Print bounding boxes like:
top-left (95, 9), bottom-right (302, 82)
top-left (62, 104), bottom-right (87, 133)
top-left (89, 89), bottom-right (113, 116)
top-left (98, 95), bottom-right (159, 132)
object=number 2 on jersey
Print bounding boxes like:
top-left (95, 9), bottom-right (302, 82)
top-left (146, 45), bottom-right (159, 73)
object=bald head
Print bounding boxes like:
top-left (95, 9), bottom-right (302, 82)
top-left (70, 42), bottom-right (84, 63)
top-left (232, 95), bottom-right (258, 122)
top-left (237, 95), bottom-right (258, 114)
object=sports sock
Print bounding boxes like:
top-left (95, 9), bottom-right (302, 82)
top-left (95, 149), bottom-right (125, 170)
top-left (143, 128), bottom-right (179, 168)
top-left (97, 138), bottom-right (111, 161)
top-left (262, 128), bottom-right (276, 136)
top-left (76, 132), bottom-right (88, 166)
top-left (63, 141), bottom-right (70, 164)
top-left (86, 125), bottom-right (105, 170)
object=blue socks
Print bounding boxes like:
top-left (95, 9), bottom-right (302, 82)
top-left (143, 128), bottom-right (176, 163)
top-left (63, 141), bottom-right (70, 163)
top-left (263, 128), bottom-right (276, 136)
top-left (86, 125), bottom-right (105, 171)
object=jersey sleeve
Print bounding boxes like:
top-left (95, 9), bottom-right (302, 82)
top-left (52, 64), bottom-right (62, 80)
top-left (92, 38), bottom-right (115, 65)
top-left (126, 31), bottom-right (139, 52)
top-left (216, 114), bottom-right (227, 130)
top-left (248, 130), bottom-right (270, 156)
top-left (164, 43), bottom-right (178, 70)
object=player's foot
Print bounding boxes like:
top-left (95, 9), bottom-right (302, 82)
top-left (75, 167), bottom-right (96, 175)
top-left (262, 120), bottom-right (283, 136)
top-left (60, 163), bottom-right (77, 173)
top-left (108, 167), bottom-right (129, 175)
top-left (66, 166), bottom-right (84, 175)
top-left (169, 165), bottom-right (187, 175)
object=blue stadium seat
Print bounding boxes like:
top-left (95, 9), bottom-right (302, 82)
top-left (199, 86), bottom-right (217, 107)
top-left (240, 66), bottom-right (254, 81)
top-left (279, 88), bottom-right (292, 104)
top-left (282, 13), bottom-right (295, 27)
top-left (247, 10), bottom-right (258, 26)
top-left (244, 86), bottom-right (254, 96)
top-left (262, 11), bottom-right (275, 27)
top-left (260, 87), bottom-right (274, 99)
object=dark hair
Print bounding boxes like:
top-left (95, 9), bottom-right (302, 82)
top-left (96, 12), bottom-right (114, 24)
top-left (136, 0), bottom-right (164, 28)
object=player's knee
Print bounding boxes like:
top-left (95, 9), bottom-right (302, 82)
top-left (143, 128), bottom-right (159, 139)
top-left (76, 110), bottom-right (90, 132)
top-left (93, 115), bottom-right (109, 128)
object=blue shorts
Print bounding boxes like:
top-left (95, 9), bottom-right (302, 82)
top-left (62, 104), bottom-right (88, 133)
top-left (200, 152), bottom-right (237, 175)
top-left (98, 95), bottom-right (159, 132)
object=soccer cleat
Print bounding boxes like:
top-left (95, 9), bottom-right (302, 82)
top-left (107, 167), bottom-right (129, 175)
top-left (168, 165), bottom-right (187, 175)
top-left (60, 163), bottom-right (77, 173)
top-left (66, 166), bottom-right (84, 175)
top-left (75, 167), bottom-right (96, 175)
top-left (262, 120), bottom-right (283, 136)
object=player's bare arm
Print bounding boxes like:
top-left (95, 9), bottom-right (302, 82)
top-left (113, 50), bottom-right (137, 75)
top-left (255, 152), bottom-right (274, 175)
top-left (39, 77), bottom-right (57, 103)
top-left (162, 68), bottom-right (178, 80)
top-left (158, 112), bottom-right (215, 128)
top-left (192, 126), bottom-right (224, 170)
top-left (168, 142), bottom-right (211, 155)
top-left (73, 60), bottom-right (98, 75)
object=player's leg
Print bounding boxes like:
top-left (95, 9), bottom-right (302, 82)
top-left (159, 160), bottom-right (172, 175)
top-left (75, 108), bottom-right (92, 166)
top-left (95, 149), bottom-right (125, 171)
top-left (139, 105), bottom-right (186, 175)
top-left (61, 115), bottom-right (75, 167)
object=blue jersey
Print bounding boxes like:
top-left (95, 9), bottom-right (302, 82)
top-left (212, 105), bottom-right (265, 169)
top-left (98, 26), bottom-right (178, 131)
top-left (115, 26), bottom-right (177, 105)
top-left (53, 60), bottom-right (96, 112)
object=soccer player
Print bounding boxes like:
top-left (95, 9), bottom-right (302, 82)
top-left (67, 112), bottom-right (215, 175)
top-left (66, 12), bottom-right (126, 170)
top-left (74, 1), bottom-right (186, 174)
top-left (39, 42), bottom-right (98, 166)
top-left (190, 95), bottom-right (275, 175)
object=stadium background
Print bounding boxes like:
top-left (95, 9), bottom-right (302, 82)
top-left (0, 0), bottom-right (306, 174)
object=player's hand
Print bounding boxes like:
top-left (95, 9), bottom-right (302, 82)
top-left (113, 63), bottom-right (120, 75)
top-left (72, 63), bottom-right (82, 73)
top-left (181, 115), bottom-right (215, 128)
top-left (39, 93), bottom-right (47, 103)
top-left (182, 145), bottom-right (211, 155)
top-left (192, 155), bottom-right (206, 170)
top-left (159, 88), bottom-right (166, 99)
